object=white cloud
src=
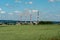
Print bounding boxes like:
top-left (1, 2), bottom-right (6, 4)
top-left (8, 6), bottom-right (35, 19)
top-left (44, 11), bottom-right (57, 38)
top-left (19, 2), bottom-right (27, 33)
top-left (15, 0), bottom-right (19, 2)
top-left (0, 11), bottom-right (6, 14)
top-left (14, 11), bottom-right (20, 13)
top-left (29, 1), bottom-right (32, 4)
top-left (55, 14), bottom-right (60, 17)
top-left (0, 8), bottom-right (2, 11)
top-left (49, 0), bottom-right (60, 2)
top-left (8, 13), bottom-right (13, 15)
top-left (32, 10), bottom-right (38, 13)
top-left (49, 0), bottom-right (54, 2)
top-left (25, 1), bottom-right (32, 4)
top-left (15, 0), bottom-right (21, 3)
top-left (0, 8), bottom-right (6, 14)
top-left (5, 3), bottom-right (9, 6)
top-left (5, 3), bottom-right (12, 8)
top-left (14, 10), bottom-right (22, 14)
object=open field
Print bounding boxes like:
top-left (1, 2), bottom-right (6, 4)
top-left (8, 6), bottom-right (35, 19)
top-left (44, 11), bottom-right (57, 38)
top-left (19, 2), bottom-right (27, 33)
top-left (0, 25), bottom-right (60, 40)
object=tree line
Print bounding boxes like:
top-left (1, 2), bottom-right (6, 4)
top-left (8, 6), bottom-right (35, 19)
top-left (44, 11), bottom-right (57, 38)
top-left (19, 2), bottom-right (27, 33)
top-left (0, 20), bottom-right (60, 25)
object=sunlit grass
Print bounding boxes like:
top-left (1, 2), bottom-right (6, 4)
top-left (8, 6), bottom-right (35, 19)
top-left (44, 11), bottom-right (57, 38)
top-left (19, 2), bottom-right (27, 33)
top-left (0, 25), bottom-right (60, 40)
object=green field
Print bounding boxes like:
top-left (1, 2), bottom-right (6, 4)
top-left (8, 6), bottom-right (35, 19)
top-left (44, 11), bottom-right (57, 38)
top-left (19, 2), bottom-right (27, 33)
top-left (0, 25), bottom-right (60, 40)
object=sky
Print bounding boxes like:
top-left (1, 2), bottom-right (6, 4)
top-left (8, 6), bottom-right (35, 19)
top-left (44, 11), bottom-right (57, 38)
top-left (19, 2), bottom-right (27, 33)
top-left (0, 0), bottom-right (60, 21)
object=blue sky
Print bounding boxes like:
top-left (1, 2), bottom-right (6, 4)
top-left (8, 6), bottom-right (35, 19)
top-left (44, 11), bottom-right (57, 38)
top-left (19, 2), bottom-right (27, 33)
top-left (0, 0), bottom-right (60, 21)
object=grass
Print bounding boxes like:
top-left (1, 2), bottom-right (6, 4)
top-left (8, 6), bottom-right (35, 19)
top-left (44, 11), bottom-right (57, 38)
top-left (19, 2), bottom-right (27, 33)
top-left (0, 24), bottom-right (60, 40)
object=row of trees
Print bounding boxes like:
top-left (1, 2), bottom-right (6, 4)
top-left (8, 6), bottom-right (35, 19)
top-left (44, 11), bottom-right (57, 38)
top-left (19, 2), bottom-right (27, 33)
top-left (0, 21), bottom-right (60, 25)
top-left (38, 21), bottom-right (53, 24)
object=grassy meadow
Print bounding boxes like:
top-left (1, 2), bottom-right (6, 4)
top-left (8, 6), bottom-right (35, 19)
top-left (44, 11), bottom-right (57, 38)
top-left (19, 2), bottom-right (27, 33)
top-left (0, 25), bottom-right (60, 40)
